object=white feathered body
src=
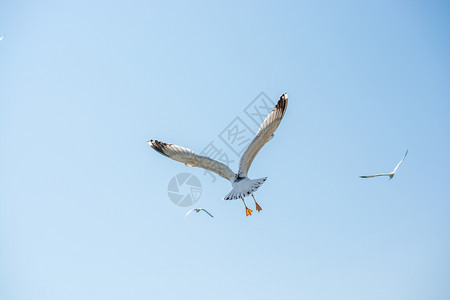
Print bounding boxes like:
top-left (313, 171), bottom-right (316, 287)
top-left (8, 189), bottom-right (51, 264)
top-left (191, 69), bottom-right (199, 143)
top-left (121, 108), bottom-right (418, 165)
top-left (223, 176), bottom-right (267, 200)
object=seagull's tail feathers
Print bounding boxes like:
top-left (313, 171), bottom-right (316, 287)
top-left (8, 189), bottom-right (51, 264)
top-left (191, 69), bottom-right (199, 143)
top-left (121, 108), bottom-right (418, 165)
top-left (222, 177), bottom-right (267, 200)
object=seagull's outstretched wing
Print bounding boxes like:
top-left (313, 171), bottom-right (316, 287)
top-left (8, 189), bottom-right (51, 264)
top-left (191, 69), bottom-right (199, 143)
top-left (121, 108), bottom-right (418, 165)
top-left (185, 209), bottom-right (196, 217)
top-left (360, 173), bottom-right (391, 178)
top-left (200, 209), bottom-right (214, 218)
top-left (149, 140), bottom-right (236, 182)
top-left (237, 93), bottom-right (288, 177)
top-left (392, 150), bottom-right (408, 173)
top-left (0, 36), bottom-right (4, 41)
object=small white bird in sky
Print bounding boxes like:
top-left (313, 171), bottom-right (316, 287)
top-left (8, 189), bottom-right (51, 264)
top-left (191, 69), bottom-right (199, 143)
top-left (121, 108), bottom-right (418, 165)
top-left (360, 150), bottom-right (408, 180)
top-left (149, 93), bottom-right (288, 216)
top-left (185, 208), bottom-right (214, 218)
top-left (0, 36), bottom-right (4, 41)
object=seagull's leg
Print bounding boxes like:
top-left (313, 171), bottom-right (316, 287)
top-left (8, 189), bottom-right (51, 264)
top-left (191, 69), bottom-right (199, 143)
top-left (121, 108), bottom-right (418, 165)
top-left (251, 194), bottom-right (262, 212)
top-left (241, 197), bottom-right (252, 216)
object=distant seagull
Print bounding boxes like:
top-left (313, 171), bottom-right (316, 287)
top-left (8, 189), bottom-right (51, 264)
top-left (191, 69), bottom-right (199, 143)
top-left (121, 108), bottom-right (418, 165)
top-left (360, 150), bottom-right (408, 180)
top-left (0, 36), bottom-right (4, 41)
top-left (185, 208), bottom-right (214, 218)
top-left (149, 93), bottom-right (288, 216)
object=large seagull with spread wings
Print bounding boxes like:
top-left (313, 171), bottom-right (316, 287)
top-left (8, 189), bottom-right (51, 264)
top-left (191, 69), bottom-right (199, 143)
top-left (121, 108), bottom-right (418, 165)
top-left (148, 93), bottom-right (288, 216)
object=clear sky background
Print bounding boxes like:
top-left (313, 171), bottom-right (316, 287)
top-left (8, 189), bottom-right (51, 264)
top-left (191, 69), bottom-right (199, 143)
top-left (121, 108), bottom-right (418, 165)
top-left (1, 1), bottom-right (449, 299)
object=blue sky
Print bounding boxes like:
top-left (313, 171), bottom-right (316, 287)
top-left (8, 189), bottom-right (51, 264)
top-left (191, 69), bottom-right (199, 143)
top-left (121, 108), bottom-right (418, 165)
top-left (1, 1), bottom-right (449, 299)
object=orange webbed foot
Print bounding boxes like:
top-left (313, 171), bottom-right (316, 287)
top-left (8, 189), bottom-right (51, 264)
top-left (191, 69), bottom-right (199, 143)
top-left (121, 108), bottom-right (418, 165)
top-left (246, 207), bottom-right (253, 216)
top-left (251, 194), bottom-right (262, 212)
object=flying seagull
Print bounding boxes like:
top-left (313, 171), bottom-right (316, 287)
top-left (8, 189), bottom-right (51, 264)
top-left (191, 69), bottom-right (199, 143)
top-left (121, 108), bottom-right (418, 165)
top-left (0, 36), bottom-right (4, 41)
top-left (148, 93), bottom-right (288, 216)
top-left (185, 208), bottom-right (214, 218)
top-left (360, 150), bottom-right (408, 180)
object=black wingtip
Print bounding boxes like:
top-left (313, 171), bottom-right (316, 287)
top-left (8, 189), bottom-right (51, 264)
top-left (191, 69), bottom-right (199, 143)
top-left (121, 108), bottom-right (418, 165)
top-left (275, 92), bottom-right (288, 114)
top-left (149, 139), bottom-right (170, 158)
